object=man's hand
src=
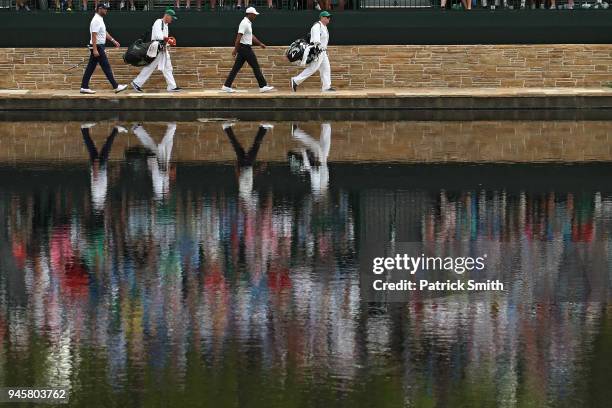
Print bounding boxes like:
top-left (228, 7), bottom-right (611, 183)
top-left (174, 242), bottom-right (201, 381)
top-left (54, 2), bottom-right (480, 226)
top-left (260, 43), bottom-right (267, 49)
top-left (232, 49), bottom-right (237, 57)
top-left (112, 39), bottom-right (120, 48)
top-left (93, 48), bottom-right (100, 58)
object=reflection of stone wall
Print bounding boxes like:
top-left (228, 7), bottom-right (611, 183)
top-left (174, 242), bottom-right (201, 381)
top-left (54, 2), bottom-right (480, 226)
top-left (2, 45), bottom-right (612, 90)
top-left (1, 121), bottom-right (611, 163)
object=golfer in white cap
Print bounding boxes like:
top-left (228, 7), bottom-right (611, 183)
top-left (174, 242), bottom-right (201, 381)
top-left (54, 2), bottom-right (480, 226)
top-left (222, 7), bottom-right (275, 93)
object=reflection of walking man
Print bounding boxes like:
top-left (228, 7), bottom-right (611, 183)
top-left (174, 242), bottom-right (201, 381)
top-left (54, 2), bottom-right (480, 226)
top-left (131, 9), bottom-right (181, 93)
top-left (80, 3), bottom-right (127, 95)
top-left (223, 122), bottom-right (273, 207)
top-left (132, 123), bottom-right (177, 201)
top-left (221, 7), bottom-right (275, 93)
top-left (291, 11), bottom-right (335, 93)
top-left (291, 123), bottom-right (331, 196)
top-left (81, 123), bottom-right (127, 211)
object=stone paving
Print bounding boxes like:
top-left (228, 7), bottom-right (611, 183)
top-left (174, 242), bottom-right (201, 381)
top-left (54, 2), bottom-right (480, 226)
top-left (2, 87), bottom-right (612, 99)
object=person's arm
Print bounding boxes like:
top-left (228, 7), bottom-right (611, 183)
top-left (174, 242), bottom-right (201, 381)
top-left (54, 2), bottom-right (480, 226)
top-left (151, 20), bottom-right (167, 42)
top-left (252, 34), bottom-right (266, 49)
top-left (91, 32), bottom-right (99, 57)
top-left (232, 33), bottom-right (243, 57)
top-left (106, 32), bottom-right (120, 47)
top-left (310, 23), bottom-right (321, 45)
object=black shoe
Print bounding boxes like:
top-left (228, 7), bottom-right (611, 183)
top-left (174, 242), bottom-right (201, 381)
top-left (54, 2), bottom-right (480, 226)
top-left (291, 79), bottom-right (298, 92)
top-left (169, 87), bottom-right (182, 92)
top-left (131, 82), bottom-right (143, 92)
top-left (323, 87), bottom-right (336, 92)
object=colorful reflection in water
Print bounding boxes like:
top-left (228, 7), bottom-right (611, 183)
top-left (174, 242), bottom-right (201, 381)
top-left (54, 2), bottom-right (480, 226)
top-left (0, 122), bottom-right (610, 408)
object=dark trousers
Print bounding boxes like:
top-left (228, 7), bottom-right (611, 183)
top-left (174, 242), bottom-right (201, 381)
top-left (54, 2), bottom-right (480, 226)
top-left (82, 127), bottom-right (118, 165)
top-left (80, 45), bottom-right (119, 90)
top-left (224, 125), bottom-right (268, 168)
top-left (224, 44), bottom-right (267, 88)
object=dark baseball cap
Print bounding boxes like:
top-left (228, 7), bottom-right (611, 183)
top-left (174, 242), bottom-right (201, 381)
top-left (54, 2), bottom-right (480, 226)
top-left (97, 2), bottom-right (110, 9)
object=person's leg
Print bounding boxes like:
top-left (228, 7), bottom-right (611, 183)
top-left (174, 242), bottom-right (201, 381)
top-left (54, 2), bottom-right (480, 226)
top-left (243, 46), bottom-right (267, 88)
top-left (245, 126), bottom-right (268, 165)
top-left (223, 126), bottom-right (246, 166)
top-left (133, 125), bottom-right (159, 153)
top-left (133, 56), bottom-right (159, 88)
top-left (99, 128), bottom-right (119, 165)
top-left (97, 46), bottom-right (119, 89)
top-left (293, 57), bottom-right (322, 86)
top-left (319, 53), bottom-right (331, 91)
top-left (224, 51), bottom-right (247, 88)
top-left (81, 128), bottom-right (100, 161)
top-left (81, 50), bottom-right (99, 89)
top-left (162, 57), bottom-right (177, 91)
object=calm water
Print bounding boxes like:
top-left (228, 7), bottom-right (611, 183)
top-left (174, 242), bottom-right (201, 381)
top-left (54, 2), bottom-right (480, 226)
top-left (0, 121), bottom-right (611, 408)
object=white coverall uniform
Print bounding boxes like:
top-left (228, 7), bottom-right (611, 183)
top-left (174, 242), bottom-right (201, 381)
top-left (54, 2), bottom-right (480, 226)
top-left (292, 123), bottom-right (331, 196)
top-left (133, 19), bottom-right (177, 91)
top-left (292, 22), bottom-right (331, 91)
top-left (133, 123), bottom-right (176, 200)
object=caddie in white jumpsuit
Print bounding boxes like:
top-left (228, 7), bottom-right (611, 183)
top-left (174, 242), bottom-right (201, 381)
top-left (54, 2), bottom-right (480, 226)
top-left (131, 9), bottom-right (180, 92)
top-left (291, 11), bottom-right (335, 93)
top-left (291, 123), bottom-right (331, 197)
top-left (133, 123), bottom-right (177, 201)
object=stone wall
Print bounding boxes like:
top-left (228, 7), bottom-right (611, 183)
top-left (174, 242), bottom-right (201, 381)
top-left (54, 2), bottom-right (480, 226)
top-left (1, 121), bottom-right (610, 163)
top-left (1, 45), bottom-right (612, 91)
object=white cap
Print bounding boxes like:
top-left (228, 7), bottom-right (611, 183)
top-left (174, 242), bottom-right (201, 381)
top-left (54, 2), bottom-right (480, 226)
top-left (245, 6), bottom-right (259, 15)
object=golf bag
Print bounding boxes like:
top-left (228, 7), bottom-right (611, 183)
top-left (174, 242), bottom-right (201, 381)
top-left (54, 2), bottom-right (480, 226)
top-left (285, 23), bottom-right (323, 65)
top-left (285, 38), bottom-right (322, 65)
top-left (124, 30), bottom-right (163, 67)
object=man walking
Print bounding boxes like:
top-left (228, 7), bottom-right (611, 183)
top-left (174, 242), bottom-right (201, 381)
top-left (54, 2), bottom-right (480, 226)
top-left (131, 9), bottom-right (181, 93)
top-left (80, 3), bottom-right (127, 94)
top-left (81, 122), bottom-right (127, 211)
top-left (290, 11), bottom-right (335, 93)
top-left (221, 7), bottom-right (275, 93)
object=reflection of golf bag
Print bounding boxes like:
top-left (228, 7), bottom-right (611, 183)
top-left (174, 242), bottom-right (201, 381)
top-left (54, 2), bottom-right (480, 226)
top-left (285, 38), bottom-right (321, 65)
top-left (123, 39), bottom-right (157, 67)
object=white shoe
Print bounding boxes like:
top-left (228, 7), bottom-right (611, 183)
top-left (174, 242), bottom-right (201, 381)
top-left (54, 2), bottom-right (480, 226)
top-left (259, 86), bottom-right (275, 93)
top-left (80, 88), bottom-right (96, 94)
top-left (221, 86), bottom-right (236, 93)
top-left (260, 123), bottom-right (274, 130)
top-left (115, 125), bottom-right (128, 133)
top-left (222, 122), bottom-right (234, 130)
top-left (80, 122), bottom-right (97, 129)
top-left (114, 84), bottom-right (128, 93)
